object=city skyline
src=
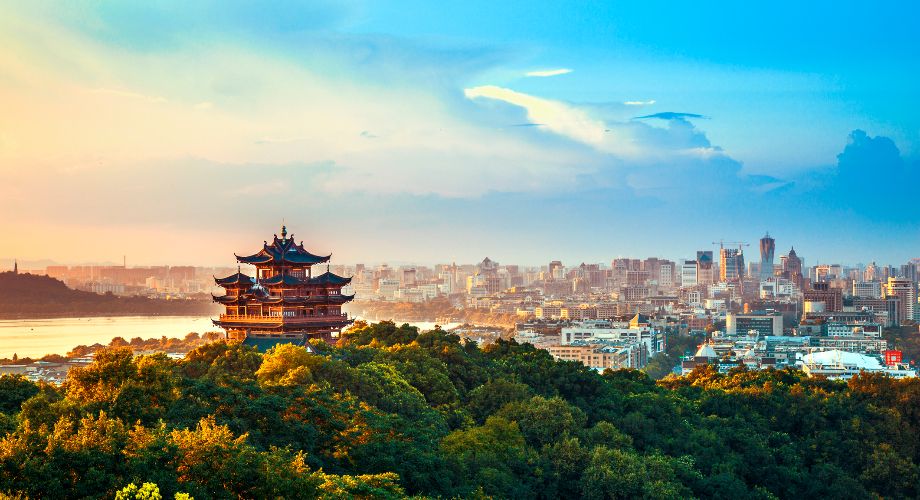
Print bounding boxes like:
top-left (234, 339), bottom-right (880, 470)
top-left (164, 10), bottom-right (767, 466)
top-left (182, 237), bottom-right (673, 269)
top-left (2, 2), bottom-right (919, 264)
top-left (5, 232), bottom-right (918, 272)
top-left (2, 230), bottom-right (918, 270)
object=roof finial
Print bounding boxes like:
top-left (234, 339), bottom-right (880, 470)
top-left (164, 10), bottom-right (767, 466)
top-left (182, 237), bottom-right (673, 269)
top-left (281, 224), bottom-right (287, 240)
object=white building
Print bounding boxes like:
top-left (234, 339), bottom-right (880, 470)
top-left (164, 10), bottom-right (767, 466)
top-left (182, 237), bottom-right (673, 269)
top-left (680, 259), bottom-right (698, 287)
top-left (800, 350), bottom-right (916, 380)
top-left (559, 319), bottom-right (662, 358)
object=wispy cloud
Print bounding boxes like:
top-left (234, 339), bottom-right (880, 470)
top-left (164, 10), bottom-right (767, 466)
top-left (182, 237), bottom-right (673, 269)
top-left (465, 85), bottom-right (617, 152)
top-left (635, 112), bottom-right (705, 120)
top-left (525, 68), bottom-right (572, 77)
top-left (624, 99), bottom-right (656, 106)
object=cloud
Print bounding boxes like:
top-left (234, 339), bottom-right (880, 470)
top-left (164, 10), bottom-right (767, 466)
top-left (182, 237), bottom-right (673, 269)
top-left (777, 129), bottom-right (919, 230)
top-left (525, 68), bottom-right (572, 77)
top-left (464, 85), bottom-right (737, 165)
top-left (0, 6), bottom-right (565, 197)
top-left (465, 85), bottom-right (617, 152)
top-left (836, 129), bottom-right (903, 179)
top-left (17, 2), bottom-right (911, 264)
top-left (634, 112), bottom-right (705, 120)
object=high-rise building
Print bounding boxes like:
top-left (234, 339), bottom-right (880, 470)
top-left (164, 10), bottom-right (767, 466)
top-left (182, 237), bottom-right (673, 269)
top-left (886, 278), bottom-right (917, 325)
top-left (719, 248), bottom-right (744, 283)
top-left (759, 233), bottom-right (775, 281)
top-left (696, 251), bottom-right (714, 284)
top-left (680, 259), bottom-right (698, 287)
top-left (900, 263), bottom-right (919, 282)
top-left (659, 261), bottom-right (675, 288)
top-left (782, 247), bottom-right (803, 286)
top-left (548, 260), bottom-right (564, 281)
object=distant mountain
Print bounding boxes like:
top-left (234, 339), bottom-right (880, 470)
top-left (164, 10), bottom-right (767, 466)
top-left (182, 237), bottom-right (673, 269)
top-left (0, 271), bottom-right (219, 319)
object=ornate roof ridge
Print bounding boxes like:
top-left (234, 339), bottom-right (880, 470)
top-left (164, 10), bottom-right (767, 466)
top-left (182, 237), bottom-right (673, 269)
top-left (236, 230), bottom-right (331, 265)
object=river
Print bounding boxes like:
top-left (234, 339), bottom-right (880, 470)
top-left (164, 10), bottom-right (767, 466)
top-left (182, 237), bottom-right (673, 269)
top-left (0, 316), bottom-right (216, 359)
top-left (0, 316), bottom-right (462, 359)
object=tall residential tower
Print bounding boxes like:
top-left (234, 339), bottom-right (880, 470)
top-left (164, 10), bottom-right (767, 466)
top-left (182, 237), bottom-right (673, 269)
top-left (759, 232), bottom-right (775, 281)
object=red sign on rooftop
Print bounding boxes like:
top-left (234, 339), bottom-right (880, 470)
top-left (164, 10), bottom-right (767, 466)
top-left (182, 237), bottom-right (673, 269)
top-left (884, 350), bottom-right (902, 366)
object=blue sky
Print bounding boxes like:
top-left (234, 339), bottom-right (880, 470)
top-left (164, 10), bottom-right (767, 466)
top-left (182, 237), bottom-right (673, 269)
top-left (0, 1), bottom-right (917, 266)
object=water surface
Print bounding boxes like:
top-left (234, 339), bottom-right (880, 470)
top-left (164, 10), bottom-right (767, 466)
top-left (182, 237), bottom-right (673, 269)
top-left (0, 316), bottom-right (216, 358)
top-left (0, 316), bottom-right (462, 359)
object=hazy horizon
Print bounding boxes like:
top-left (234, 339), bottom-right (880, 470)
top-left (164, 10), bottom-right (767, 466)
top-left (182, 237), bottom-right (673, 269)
top-left (2, 2), bottom-right (918, 265)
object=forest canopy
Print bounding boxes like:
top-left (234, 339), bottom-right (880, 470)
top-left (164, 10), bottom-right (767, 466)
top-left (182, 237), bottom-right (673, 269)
top-left (0, 320), bottom-right (918, 499)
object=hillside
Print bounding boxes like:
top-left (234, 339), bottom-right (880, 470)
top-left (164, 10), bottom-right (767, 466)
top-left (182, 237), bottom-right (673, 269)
top-left (0, 272), bottom-right (219, 318)
top-left (0, 320), bottom-right (917, 498)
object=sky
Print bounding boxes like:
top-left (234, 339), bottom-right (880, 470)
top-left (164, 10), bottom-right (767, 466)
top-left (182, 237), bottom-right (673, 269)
top-left (1, 1), bottom-right (918, 267)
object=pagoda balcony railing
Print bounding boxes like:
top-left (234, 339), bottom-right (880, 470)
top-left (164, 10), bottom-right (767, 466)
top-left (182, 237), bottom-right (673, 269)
top-left (265, 295), bottom-right (351, 302)
top-left (217, 294), bottom-right (350, 302)
top-left (217, 313), bottom-right (350, 324)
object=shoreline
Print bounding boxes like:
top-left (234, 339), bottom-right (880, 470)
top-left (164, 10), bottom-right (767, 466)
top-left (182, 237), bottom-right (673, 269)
top-left (0, 310), bottom-right (221, 321)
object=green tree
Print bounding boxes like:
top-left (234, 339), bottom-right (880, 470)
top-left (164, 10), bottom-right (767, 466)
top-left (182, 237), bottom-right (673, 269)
top-left (340, 320), bottom-right (420, 347)
top-left (0, 375), bottom-right (39, 414)
top-left (440, 416), bottom-right (536, 498)
top-left (495, 396), bottom-right (586, 448)
top-left (256, 343), bottom-right (323, 387)
top-left (466, 378), bottom-right (532, 424)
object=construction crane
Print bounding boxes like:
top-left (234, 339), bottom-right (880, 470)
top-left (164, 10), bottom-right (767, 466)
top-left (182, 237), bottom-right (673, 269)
top-left (712, 240), bottom-right (750, 252)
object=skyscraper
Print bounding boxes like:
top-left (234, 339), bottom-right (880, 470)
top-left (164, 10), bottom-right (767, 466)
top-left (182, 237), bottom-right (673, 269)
top-left (783, 247), bottom-right (803, 287)
top-left (886, 277), bottom-right (917, 325)
top-left (719, 248), bottom-right (744, 283)
top-left (680, 259), bottom-right (698, 287)
top-left (759, 232), bottom-right (775, 281)
top-left (696, 251), bottom-right (714, 284)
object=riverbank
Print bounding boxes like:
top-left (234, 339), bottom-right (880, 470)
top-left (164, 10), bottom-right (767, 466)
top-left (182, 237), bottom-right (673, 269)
top-left (0, 309), bottom-right (221, 320)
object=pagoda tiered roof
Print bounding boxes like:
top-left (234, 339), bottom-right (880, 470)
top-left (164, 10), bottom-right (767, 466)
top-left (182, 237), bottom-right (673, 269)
top-left (260, 274), bottom-right (305, 286)
top-left (308, 271), bottom-right (352, 286)
top-left (235, 228), bottom-right (330, 266)
top-left (214, 272), bottom-right (255, 286)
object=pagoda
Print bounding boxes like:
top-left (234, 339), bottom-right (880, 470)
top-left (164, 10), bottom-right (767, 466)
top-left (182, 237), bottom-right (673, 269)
top-left (212, 225), bottom-right (354, 349)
